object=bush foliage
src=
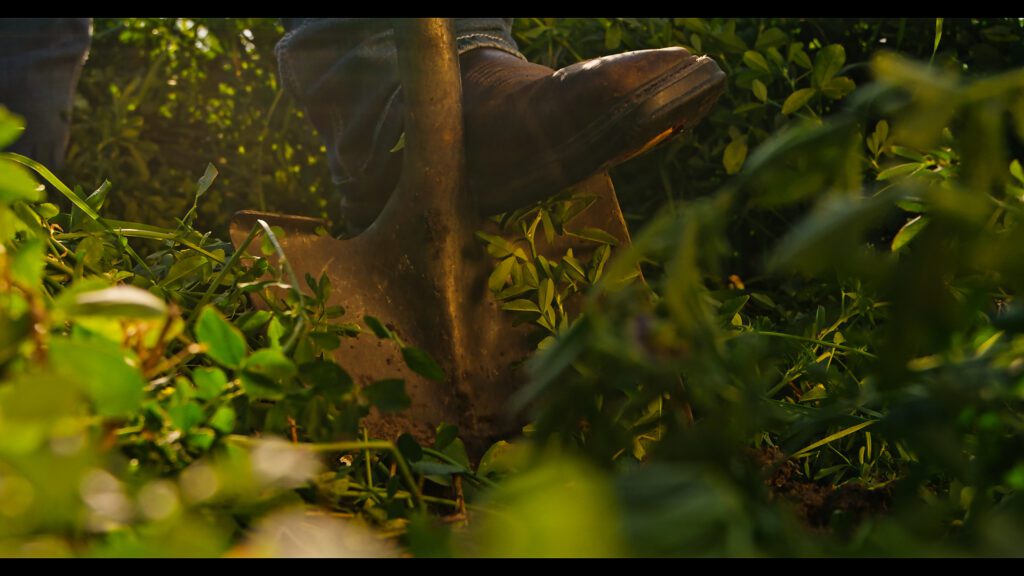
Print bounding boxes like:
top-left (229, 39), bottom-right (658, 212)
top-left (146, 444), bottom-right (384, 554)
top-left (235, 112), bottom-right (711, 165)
top-left (1, 18), bottom-right (1023, 557)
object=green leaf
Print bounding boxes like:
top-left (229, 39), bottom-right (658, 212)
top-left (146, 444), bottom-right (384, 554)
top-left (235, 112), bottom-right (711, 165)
top-left (523, 261), bottom-right (539, 288)
top-left (239, 373), bottom-right (284, 401)
top-left (891, 216), bottom-right (930, 252)
top-left (1010, 159), bottom-right (1024, 186)
top-left (812, 44), bottom-right (846, 87)
top-left (193, 367), bottom-right (228, 401)
top-left (540, 209), bottom-right (556, 243)
top-left (502, 299), bottom-right (541, 313)
top-left (475, 231), bottom-right (524, 259)
top-left (562, 254), bottom-right (588, 284)
top-left (186, 429), bottom-right (216, 452)
top-left (868, 120), bottom-right (889, 157)
top-left (488, 256), bottom-right (516, 292)
top-left (68, 285), bottom-right (168, 319)
top-left (10, 236), bottom-right (44, 287)
top-left (35, 202), bottom-right (59, 221)
top-left (718, 295), bottom-right (750, 321)
top-left (896, 147), bottom-right (934, 163)
top-left (751, 292), bottom-right (777, 309)
top-left (769, 193), bottom-right (892, 273)
top-left (389, 132), bottom-right (406, 153)
top-left (742, 50), bottom-right (771, 73)
top-left (4, 152), bottom-right (101, 220)
top-left (0, 157), bottom-right (42, 203)
top-left (677, 18), bottom-right (709, 34)
top-left (434, 423), bottom-right (459, 450)
top-left (733, 102), bottom-right (764, 115)
top-left (788, 43), bottom-right (812, 69)
top-left (441, 437), bottom-right (470, 468)
top-left (397, 433), bottom-right (423, 462)
top-left (495, 283), bottom-right (534, 300)
top-left (752, 79), bottom-right (768, 103)
top-left (363, 379), bottom-right (410, 412)
top-left (209, 406), bottom-right (236, 434)
top-left (781, 88), bottom-right (816, 115)
top-left (86, 180), bottom-right (111, 211)
top-left (814, 305), bottom-right (827, 334)
top-left (567, 227), bottom-right (620, 246)
top-left (876, 162), bottom-right (923, 181)
top-left (477, 440), bottom-right (521, 478)
top-left (764, 46), bottom-right (785, 68)
top-left (875, 120), bottom-right (889, 146)
top-left (716, 30), bottom-right (747, 53)
top-left (516, 316), bottom-right (590, 412)
top-left (259, 226), bottom-right (287, 256)
top-left (604, 22), bottom-right (622, 50)
top-left (589, 243), bottom-right (613, 284)
top-left (194, 163), bottom-right (218, 199)
top-left (309, 331), bottom-right (341, 351)
top-left (0, 106), bottom-right (24, 149)
top-left (800, 383), bottom-right (828, 402)
top-left (689, 34), bottom-right (702, 53)
top-left (820, 76), bottom-right (856, 99)
top-left (723, 138), bottom-right (749, 175)
top-left (168, 402), bottom-right (204, 432)
top-left (401, 346), bottom-right (445, 382)
top-left (363, 315), bottom-right (393, 339)
top-left (792, 420), bottom-right (875, 458)
top-left (755, 27), bottom-right (788, 50)
top-left (50, 338), bottom-right (144, 418)
top-left (304, 272), bottom-right (319, 296)
top-left (196, 306), bottom-right (247, 368)
top-left (537, 278), bottom-right (555, 317)
top-left (71, 181), bottom-right (111, 230)
top-left (242, 348), bottom-right (297, 382)
top-left (267, 316), bottom-right (287, 348)
top-left (896, 197), bottom-right (926, 213)
top-left (411, 461), bottom-right (464, 477)
top-left (298, 360), bottom-right (353, 395)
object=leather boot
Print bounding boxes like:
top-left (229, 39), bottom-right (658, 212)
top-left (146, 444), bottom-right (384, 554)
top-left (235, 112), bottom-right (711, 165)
top-left (462, 47), bottom-right (725, 215)
top-left (342, 46), bottom-right (726, 231)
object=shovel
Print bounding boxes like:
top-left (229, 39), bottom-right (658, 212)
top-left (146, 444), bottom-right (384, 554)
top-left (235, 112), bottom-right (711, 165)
top-left (229, 18), bottom-right (633, 457)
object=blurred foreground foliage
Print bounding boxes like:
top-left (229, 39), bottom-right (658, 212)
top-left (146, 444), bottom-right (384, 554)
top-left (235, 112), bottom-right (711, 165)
top-left (0, 18), bottom-right (1023, 557)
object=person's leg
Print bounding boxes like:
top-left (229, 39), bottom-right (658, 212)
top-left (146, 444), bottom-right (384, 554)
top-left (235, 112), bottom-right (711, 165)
top-left (0, 18), bottom-right (92, 169)
top-left (276, 18), bottom-right (523, 230)
top-left (276, 18), bottom-right (725, 232)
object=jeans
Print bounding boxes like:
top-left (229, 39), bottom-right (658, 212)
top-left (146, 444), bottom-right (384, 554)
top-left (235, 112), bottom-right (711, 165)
top-left (275, 18), bottom-right (523, 208)
top-left (0, 18), bottom-right (91, 169)
top-left (0, 18), bottom-right (519, 199)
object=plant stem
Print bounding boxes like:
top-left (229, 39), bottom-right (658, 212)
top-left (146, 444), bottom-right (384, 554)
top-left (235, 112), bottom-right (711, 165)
top-left (756, 330), bottom-right (877, 358)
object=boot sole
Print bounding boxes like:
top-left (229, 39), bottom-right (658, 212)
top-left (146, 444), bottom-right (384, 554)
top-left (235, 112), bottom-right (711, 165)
top-left (477, 55), bottom-right (727, 213)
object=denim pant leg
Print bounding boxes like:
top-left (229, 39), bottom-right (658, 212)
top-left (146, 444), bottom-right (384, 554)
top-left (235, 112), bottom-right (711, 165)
top-left (275, 18), bottom-right (522, 210)
top-left (0, 18), bottom-right (91, 169)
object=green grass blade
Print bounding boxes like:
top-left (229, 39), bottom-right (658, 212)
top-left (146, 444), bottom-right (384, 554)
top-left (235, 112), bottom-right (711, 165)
top-left (792, 420), bottom-right (876, 458)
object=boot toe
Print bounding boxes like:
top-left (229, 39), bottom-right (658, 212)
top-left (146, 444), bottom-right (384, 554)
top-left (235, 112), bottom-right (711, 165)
top-left (465, 46), bottom-right (726, 214)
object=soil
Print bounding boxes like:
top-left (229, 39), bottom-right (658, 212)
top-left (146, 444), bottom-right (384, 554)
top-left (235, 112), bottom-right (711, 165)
top-left (748, 446), bottom-right (893, 531)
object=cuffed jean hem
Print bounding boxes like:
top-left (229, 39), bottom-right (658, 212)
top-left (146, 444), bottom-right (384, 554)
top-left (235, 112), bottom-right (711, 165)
top-left (454, 31), bottom-right (525, 61)
top-left (0, 18), bottom-right (91, 169)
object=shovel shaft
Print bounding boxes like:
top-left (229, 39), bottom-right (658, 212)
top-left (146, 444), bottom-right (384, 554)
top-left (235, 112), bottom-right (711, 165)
top-left (390, 18), bottom-right (468, 219)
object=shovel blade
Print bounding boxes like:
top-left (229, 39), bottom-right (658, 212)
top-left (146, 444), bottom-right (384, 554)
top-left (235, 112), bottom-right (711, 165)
top-left (230, 172), bottom-right (633, 456)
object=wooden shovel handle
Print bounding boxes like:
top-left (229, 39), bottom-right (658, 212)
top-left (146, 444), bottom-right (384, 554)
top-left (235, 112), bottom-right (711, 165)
top-left (389, 18), bottom-right (469, 221)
